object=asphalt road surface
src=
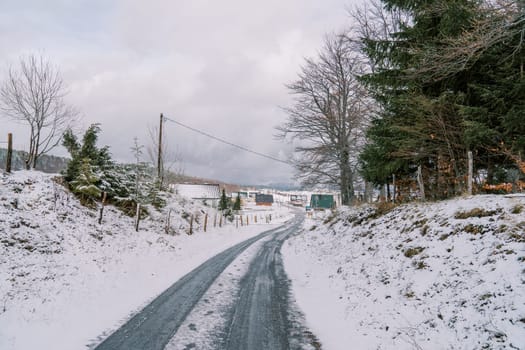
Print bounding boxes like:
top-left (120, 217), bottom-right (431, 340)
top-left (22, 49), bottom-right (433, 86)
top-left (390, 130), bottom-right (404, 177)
top-left (94, 213), bottom-right (320, 350)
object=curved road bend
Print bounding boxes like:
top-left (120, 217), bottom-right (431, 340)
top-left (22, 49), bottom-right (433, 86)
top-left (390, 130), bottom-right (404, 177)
top-left (95, 214), bottom-right (308, 350)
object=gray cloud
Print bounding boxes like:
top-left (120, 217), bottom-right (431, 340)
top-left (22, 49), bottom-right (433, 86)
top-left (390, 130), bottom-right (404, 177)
top-left (0, 0), bottom-right (359, 185)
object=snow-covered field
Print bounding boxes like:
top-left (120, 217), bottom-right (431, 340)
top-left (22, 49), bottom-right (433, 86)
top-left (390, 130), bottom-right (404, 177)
top-left (0, 171), bottom-right (292, 350)
top-left (283, 195), bottom-right (525, 350)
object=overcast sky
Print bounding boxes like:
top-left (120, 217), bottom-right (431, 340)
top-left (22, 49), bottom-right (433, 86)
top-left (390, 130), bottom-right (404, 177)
top-left (0, 0), bottom-right (360, 185)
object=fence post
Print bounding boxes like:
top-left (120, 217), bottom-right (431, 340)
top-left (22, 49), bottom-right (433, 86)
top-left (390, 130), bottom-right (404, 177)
top-left (204, 213), bottom-right (208, 232)
top-left (6, 133), bottom-right (13, 173)
top-left (189, 214), bottom-right (194, 235)
top-left (165, 209), bottom-right (172, 234)
top-left (467, 151), bottom-right (473, 195)
top-left (135, 203), bottom-right (141, 231)
top-left (214, 213), bottom-right (217, 228)
top-left (240, 215), bottom-right (243, 226)
top-left (98, 192), bottom-right (107, 224)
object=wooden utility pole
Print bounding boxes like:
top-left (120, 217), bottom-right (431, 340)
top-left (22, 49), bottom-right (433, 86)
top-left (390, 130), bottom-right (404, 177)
top-left (6, 133), bottom-right (13, 173)
top-left (165, 209), bottom-right (172, 234)
top-left (157, 113), bottom-right (163, 185)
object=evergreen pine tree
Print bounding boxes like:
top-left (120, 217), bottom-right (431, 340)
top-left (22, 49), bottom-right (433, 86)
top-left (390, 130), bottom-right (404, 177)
top-left (63, 124), bottom-right (131, 203)
top-left (219, 189), bottom-right (229, 211)
top-left (70, 158), bottom-right (101, 206)
top-left (233, 193), bottom-right (241, 211)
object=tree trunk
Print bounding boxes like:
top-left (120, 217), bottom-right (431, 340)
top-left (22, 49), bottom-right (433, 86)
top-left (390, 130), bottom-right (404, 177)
top-left (487, 157), bottom-right (494, 184)
top-left (32, 131), bottom-right (41, 169)
top-left (340, 149), bottom-right (354, 205)
top-left (6, 133), bottom-right (12, 173)
top-left (467, 151), bottom-right (473, 195)
top-left (364, 181), bottom-right (372, 203)
top-left (417, 165), bottom-right (426, 201)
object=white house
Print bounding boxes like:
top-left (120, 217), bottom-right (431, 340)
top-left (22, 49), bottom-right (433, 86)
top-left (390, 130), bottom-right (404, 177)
top-left (172, 183), bottom-right (221, 208)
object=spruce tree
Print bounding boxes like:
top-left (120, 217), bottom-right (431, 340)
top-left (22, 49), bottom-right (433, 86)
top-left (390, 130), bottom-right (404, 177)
top-left (63, 124), bottom-right (130, 203)
top-left (219, 189), bottom-right (229, 211)
top-left (70, 158), bottom-right (101, 206)
top-left (233, 193), bottom-right (241, 211)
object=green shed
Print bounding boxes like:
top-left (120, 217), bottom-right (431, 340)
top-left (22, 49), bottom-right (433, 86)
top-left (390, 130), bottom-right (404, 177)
top-left (310, 194), bottom-right (335, 209)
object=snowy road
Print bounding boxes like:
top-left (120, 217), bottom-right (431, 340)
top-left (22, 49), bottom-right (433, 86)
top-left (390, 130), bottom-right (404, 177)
top-left (95, 213), bottom-right (318, 350)
top-left (222, 219), bottom-right (312, 350)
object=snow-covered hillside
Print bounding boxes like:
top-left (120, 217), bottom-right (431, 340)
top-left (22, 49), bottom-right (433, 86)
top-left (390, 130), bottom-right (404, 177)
top-left (0, 171), bottom-right (292, 350)
top-left (283, 196), bottom-right (525, 350)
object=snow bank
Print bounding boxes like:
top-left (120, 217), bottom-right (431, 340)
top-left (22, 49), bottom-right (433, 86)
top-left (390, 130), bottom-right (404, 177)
top-left (0, 171), bottom-right (292, 349)
top-left (283, 195), bottom-right (525, 349)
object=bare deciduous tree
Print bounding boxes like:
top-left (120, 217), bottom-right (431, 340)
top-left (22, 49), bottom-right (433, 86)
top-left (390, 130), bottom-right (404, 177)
top-left (277, 34), bottom-right (372, 205)
top-left (0, 54), bottom-right (77, 169)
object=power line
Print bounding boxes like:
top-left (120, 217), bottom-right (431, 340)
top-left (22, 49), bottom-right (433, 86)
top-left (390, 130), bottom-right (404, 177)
top-left (163, 116), bottom-right (292, 166)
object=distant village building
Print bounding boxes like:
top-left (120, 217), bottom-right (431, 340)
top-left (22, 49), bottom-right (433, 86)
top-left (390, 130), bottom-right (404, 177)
top-left (255, 193), bottom-right (274, 206)
top-left (172, 183), bottom-right (221, 207)
top-left (231, 191), bottom-right (248, 198)
top-left (289, 194), bottom-right (307, 207)
top-left (310, 194), bottom-right (335, 210)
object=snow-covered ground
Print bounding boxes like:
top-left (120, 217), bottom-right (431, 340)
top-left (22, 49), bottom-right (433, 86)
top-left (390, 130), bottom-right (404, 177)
top-left (283, 195), bottom-right (525, 350)
top-left (0, 171), bottom-right (292, 350)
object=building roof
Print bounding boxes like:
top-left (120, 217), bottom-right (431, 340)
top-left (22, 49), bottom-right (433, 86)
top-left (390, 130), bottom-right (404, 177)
top-left (173, 183), bottom-right (221, 200)
top-left (255, 193), bottom-right (274, 203)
